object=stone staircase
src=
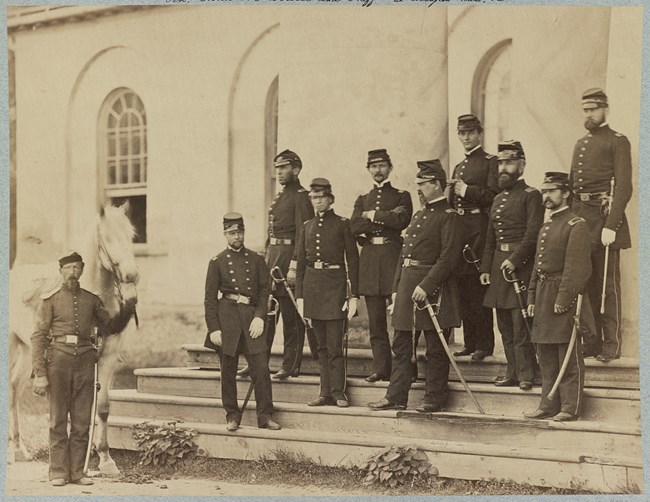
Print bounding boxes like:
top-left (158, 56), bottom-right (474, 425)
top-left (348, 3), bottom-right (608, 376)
top-left (107, 344), bottom-right (642, 492)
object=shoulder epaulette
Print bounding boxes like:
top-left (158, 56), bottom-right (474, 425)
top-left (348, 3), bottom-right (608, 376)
top-left (211, 255), bottom-right (219, 261)
top-left (298, 188), bottom-right (307, 193)
top-left (339, 216), bottom-right (348, 221)
top-left (81, 288), bottom-right (101, 298)
top-left (568, 217), bottom-right (585, 227)
top-left (445, 208), bottom-right (457, 214)
top-left (485, 153), bottom-right (496, 159)
top-left (525, 187), bottom-right (537, 193)
top-left (614, 132), bottom-right (623, 138)
top-left (40, 284), bottom-right (61, 300)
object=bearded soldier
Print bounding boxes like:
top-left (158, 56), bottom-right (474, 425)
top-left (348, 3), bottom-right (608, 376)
top-left (569, 88), bottom-right (633, 362)
top-left (350, 149), bottom-right (413, 382)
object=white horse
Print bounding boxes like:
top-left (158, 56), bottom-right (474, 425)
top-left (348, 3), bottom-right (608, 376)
top-left (8, 203), bottom-right (139, 476)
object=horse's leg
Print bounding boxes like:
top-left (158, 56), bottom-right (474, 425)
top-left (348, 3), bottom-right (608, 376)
top-left (8, 334), bottom-right (33, 463)
top-left (94, 337), bottom-right (120, 477)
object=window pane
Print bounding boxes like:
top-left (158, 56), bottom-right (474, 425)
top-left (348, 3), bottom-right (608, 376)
top-left (119, 114), bottom-right (129, 127)
top-left (120, 133), bottom-right (129, 156)
top-left (132, 131), bottom-right (140, 155)
top-left (112, 98), bottom-right (123, 115)
top-left (107, 133), bottom-right (116, 157)
top-left (142, 157), bottom-right (147, 182)
top-left (108, 113), bottom-right (117, 128)
top-left (120, 160), bottom-right (129, 184)
top-left (124, 92), bottom-right (133, 108)
top-left (107, 161), bottom-right (116, 185)
top-left (132, 159), bottom-right (140, 183)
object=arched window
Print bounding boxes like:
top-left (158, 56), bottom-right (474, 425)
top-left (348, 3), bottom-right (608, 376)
top-left (472, 40), bottom-right (512, 150)
top-left (265, 76), bottom-right (279, 212)
top-left (98, 88), bottom-right (147, 243)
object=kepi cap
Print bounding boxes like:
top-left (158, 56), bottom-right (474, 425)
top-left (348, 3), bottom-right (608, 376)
top-left (59, 251), bottom-right (83, 268)
top-left (367, 149), bottom-right (391, 166)
top-left (582, 88), bottom-right (608, 108)
top-left (497, 140), bottom-right (525, 161)
top-left (540, 171), bottom-right (570, 191)
top-left (274, 149), bottom-right (302, 169)
top-left (223, 212), bottom-right (245, 232)
top-left (457, 114), bottom-right (482, 132)
top-left (309, 177), bottom-right (333, 196)
top-left (415, 159), bottom-right (446, 184)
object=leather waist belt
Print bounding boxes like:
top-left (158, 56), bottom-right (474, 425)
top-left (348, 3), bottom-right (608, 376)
top-left (498, 243), bottom-right (519, 252)
top-left (269, 237), bottom-right (294, 245)
top-left (456, 208), bottom-right (481, 215)
top-left (573, 191), bottom-right (609, 202)
top-left (307, 261), bottom-right (342, 270)
top-left (52, 335), bottom-right (91, 345)
top-left (223, 293), bottom-right (252, 304)
top-left (402, 258), bottom-right (433, 268)
top-left (369, 237), bottom-right (393, 245)
top-left (537, 271), bottom-right (562, 282)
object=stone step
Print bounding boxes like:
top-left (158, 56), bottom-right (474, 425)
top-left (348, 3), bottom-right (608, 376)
top-left (109, 389), bottom-right (642, 466)
top-left (106, 414), bottom-right (642, 492)
top-left (133, 367), bottom-right (641, 424)
top-left (181, 344), bottom-right (640, 390)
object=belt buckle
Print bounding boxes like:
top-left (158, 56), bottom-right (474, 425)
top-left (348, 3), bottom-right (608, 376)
top-left (457, 208), bottom-right (465, 216)
top-left (403, 258), bottom-right (412, 267)
top-left (314, 261), bottom-right (323, 269)
top-left (579, 193), bottom-right (590, 202)
top-left (371, 237), bottom-right (383, 244)
top-left (236, 295), bottom-right (247, 304)
top-left (538, 272), bottom-right (547, 282)
top-left (65, 335), bottom-right (78, 344)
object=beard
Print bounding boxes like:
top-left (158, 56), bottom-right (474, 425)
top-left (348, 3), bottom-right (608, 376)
top-left (584, 117), bottom-right (604, 131)
top-left (64, 277), bottom-right (80, 289)
top-left (498, 171), bottom-right (519, 190)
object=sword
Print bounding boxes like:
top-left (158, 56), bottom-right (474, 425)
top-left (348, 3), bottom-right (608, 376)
top-left (548, 294), bottom-right (583, 400)
top-left (502, 268), bottom-right (532, 336)
top-left (462, 244), bottom-right (481, 272)
top-left (415, 298), bottom-right (485, 414)
top-left (411, 305), bottom-right (420, 383)
top-left (270, 266), bottom-right (319, 360)
top-left (600, 177), bottom-right (615, 315)
top-left (83, 333), bottom-right (102, 475)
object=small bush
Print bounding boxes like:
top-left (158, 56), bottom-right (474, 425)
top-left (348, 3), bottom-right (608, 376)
top-left (360, 445), bottom-right (437, 489)
top-left (132, 421), bottom-right (201, 469)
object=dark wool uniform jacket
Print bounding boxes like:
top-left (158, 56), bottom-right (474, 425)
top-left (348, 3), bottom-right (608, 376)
top-left (448, 147), bottom-right (499, 275)
top-left (204, 247), bottom-right (271, 357)
top-left (295, 209), bottom-right (359, 320)
top-left (391, 198), bottom-right (462, 331)
top-left (265, 179), bottom-right (314, 296)
top-left (31, 286), bottom-right (131, 378)
top-left (569, 124), bottom-right (632, 250)
top-left (527, 208), bottom-right (592, 343)
top-left (350, 181), bottom-right (413, 297)
top-left (481, 179), bottom-right (543, 309)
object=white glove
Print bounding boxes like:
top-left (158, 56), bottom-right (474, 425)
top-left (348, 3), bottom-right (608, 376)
top-left (387, 293), bottom-right (397, 315)
top-left (347, 297), bottom-right (358, 320)
top-left (601, 228), bottom-right (616, 246)
top-left (527, 304), bottom-right (535, 318)
top-left (249, 317), bottom-right (265, 339)
top-left (480, 273), bottom-right (491, 285)
top-left (209, 330), bottom-right (222, 347)
top-left (296, 298), bottom-right (304, 319)
top-left (411, 285), bottom-right (427, 303)
top-left (32, 375), bottom-right (49, 396)
top-left (286, 268), bottom-right (297, 288)
top-left (453, 180), bottom-right (468, 197)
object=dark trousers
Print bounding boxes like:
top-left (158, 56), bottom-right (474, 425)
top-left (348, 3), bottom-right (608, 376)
top-left (220, 337), bottom-right (273, 427)
top-left (276, 296), bottom-right (306, 372)
top-left (496, 308), bottom-right (537, 383)
top-left (457, 274), bottom-right (494, 354)
top-left (365, 296), bottom-right (391, 377)
top-left (312, 319), bottom-right (347, 401)
top-left (46, 347), bottom-right (95, 481)
top-left (583, 247), bottom-right (622, 358)
top-left (386, 329), bottom-right (451, 408)
top-left (536, 342), bottom-right (584, 416)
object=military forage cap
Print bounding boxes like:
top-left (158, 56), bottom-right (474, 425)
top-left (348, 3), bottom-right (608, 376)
top-left (274, 149), bottom-right (302, 169)
top-left (59, 251), bottom-right (84, 267)
top-left (497, 140), bottom-right (526, 161)
top-left (309, 177), bottom-right (333, 196)
top-left (541, 171), bottom-right (570, 191)
top-left (582, 87), bottom-right (608, 108)
top-left (415, 159), bottom-right (446, 184)
top-left (223, 212), bottom-right (245, 232)
top-left (457, 114), bottom-right (482, 132)
top-left (367, 149), bottom-right (391, 166)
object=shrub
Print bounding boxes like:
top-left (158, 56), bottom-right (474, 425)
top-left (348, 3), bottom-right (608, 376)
top-left (360, 445), bottom-right (437, 489)
top-left (132, 421), bottom-right (201, 469)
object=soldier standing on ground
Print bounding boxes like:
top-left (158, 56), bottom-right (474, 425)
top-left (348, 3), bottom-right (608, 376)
top-left (480, 141), bottom-right (543, 391)
top-left (525, 172), bottom-right (592, 422)
top-left (449, 114), bottom-right (498, 361)
top-left (350, 149), bottom-right (413, 382)
top-left (568, 88), bottom-right (633, 362)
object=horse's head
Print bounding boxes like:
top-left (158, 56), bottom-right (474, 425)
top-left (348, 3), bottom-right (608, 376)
top-left (96, 203), bottom-right (139, 307)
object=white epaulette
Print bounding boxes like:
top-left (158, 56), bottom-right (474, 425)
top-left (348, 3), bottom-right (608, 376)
top-left (568, 217), bottom-right (585, 226)
top-left (446, 208), bottom-right (457, 214)
top-left (40, 285), bottom-right (61, 300)
top-left (525, 187), bottom-right (537, 193)
top-left (211, 255), bottom-right (219, 261)
top-left (485, 153), bottom-right (496, 159)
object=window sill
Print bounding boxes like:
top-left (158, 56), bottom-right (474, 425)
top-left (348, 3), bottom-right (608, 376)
top-left (133, 244), bottom-right (168, 258)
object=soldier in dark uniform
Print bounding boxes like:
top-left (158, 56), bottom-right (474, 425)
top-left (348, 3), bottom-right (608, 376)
top-left (350, 149), bottom-right (413, 382)
top-left (449, 114), bottom-right (499, 361)
top-left (525, 172), bottom-right (592, 421)
top-left (367, 160), bottom-right (462, 412)
top-left (295, 178), bottom-right (359, 408)
top-left (569, 88), bottom-right (633, 362)
top-left (257, 149), bottom-right (315, 380)
top-left (204, 213), bottom-right (281, 432)
top-left (480, 141), bottom-right (543, 391)
top-left (31, 251), bottom-right (135, 486)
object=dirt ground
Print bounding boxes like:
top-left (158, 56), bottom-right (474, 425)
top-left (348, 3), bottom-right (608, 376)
top-left (5, 460), bottom-right (370, 497)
